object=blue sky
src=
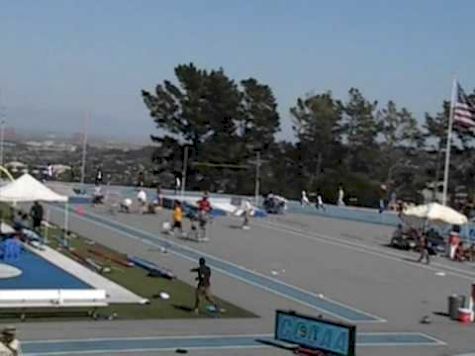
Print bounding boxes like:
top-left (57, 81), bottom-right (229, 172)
top-left (1, 0), bottom-right (475, 142)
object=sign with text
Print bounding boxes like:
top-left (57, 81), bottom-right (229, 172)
top-left (275, 310), bottom-right (356, 356)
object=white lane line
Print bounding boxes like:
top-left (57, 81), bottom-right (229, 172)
top-left (357, 332), bottom-right (446, 346)
top-left (24, 345), bottom-right (265, 356)
top-left (415, 332), bottom-right (447, 346)
top-left (360, 342), bottom-right (441, 347)
top-left (22, 334), bottom-right (273, 344)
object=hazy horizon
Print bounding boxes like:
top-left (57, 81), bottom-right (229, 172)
top-left (5, 105), bottom-right (154, 144)
top-left (1, 0), bottom-right (475, 143)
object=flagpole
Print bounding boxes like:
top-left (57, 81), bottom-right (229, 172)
top-left (80, 111), bottom-right (89, 193)
top-left (441, 79), bottom-right (457, 206)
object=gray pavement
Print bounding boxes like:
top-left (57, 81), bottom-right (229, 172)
top-left (13, 202), bottom-right (475, 355)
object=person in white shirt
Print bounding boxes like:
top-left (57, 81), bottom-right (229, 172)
top-left (92, 185), bottom-right (104, 205)
top-left (47, 164), bottom-right (54, 181)
top-left (95, 167), bottom-right (103, 185)
top-left (316, 193), bottom-right (325, 211)
top-left (301, 190), bottom-right (310, 206)
top-left (337, 186), bottom-right (345, 206)
top-left (137, 189), bottom-right (148, 214)
top-left (175, 177), bottom-right (181, 195)
top-left (241, 199), bottom-right (253, 230)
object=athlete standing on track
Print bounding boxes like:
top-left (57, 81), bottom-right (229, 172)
top-left (191, 257), bottom-right (218, 314)
top-left (417, 232), bottom-right (430, 264)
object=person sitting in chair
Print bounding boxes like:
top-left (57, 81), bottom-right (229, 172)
top-left (455, 241), bottom-right (466, 262)
top-left (92, 185), bottom-right (104, 205)
top-left (393, 223), bottom-right (404, 239)
top-left (119, 198), bottom-right (133, 213)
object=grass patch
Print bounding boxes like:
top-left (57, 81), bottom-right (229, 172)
top-left (1, 211), bottom-right (256, 321)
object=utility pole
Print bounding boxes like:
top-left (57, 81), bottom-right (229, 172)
top-left (80, 112), bottom-right (89, 192)
top-left (0, 91), bottom-right (5, 166)
top-left (180, 145), bottom-right (189, 199)
top-left (0, 120), bottom-right (5, 167)
top-left (254, 151), bottom-right (261, 206)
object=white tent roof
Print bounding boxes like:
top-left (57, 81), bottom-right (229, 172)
top-left (0, 173), bottom-right (68, 202)
top-left (402, 202), bottom-right (467, 226)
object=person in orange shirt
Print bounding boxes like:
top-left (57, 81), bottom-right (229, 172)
top-left (172, 201), bottom-right (184, 236)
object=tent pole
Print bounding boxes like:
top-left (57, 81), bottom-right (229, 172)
top-left (64, 201), bottom-right (69, 235)
top-left (44, 208), bottom-right (50, 244)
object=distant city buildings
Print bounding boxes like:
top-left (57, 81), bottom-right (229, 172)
top-left (5, 161), bottom-right (27, 173)
top-left (24, 140), bottom-right (77, 152)
top-left (71, 132), bottom-right (85, 145)
top-left (1, 130), bottom-right (152, 184)
top-left (4, 127), bottom-right (16, 141)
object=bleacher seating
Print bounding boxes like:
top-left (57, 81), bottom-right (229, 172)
top-left (1, 239), bottom-right (21, 262)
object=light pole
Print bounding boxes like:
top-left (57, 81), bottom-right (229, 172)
top-left (0, 120), bottom-right (5, 167)
top-left (254, 151), bottom-right (261, 206)
top-left (80, 112), bottom-right (89, 192)
top-left (180, 145), bottom-right (189, 199)
top-left (0, 91), bottom-right (5, 167)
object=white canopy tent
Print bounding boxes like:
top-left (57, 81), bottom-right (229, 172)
top-left (401, 202), bottom-right (468, 228)
top-left (0, 173), bottom-right (70, 232)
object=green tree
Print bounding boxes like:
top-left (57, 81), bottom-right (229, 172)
top-left (233, 78), bottom-right (280, 194)
top-left (377, 101), bottom-right (423, 194)
top-left (423, 101), bottom-right (450, 193)
top-left (290, 92), bottom-right (343, 188)
top-left (142, 63), bottom-right (205, 180)
top-left (343, 88), bottom-right (379, 172)
top-left (262, 142), bottom-right (304, 198)
top-left (142, 63), bottom-right (280, 193)
top-left (240, 78), bottom-right (280, 151)
top-left (378, 101), bottom-right (422, 150)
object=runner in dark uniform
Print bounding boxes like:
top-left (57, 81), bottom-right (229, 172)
top-left (191, 257), bottom-right (218, 313)
top-left (417, 233), bottom-right (430, 264)
top-left (30, 201), bottom-right (44, 232)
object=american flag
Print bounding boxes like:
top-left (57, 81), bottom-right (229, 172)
top-left (454, 83), bottom-right (475, 128)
